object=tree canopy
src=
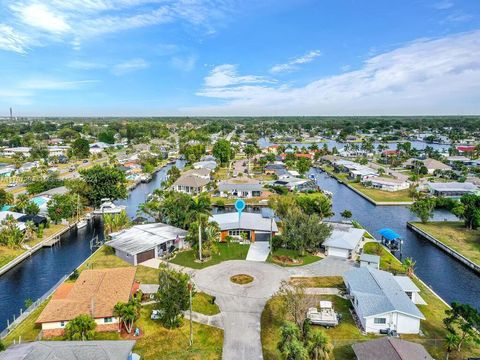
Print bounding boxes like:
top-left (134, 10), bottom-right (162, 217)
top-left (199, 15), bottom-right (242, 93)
top-left (78, 165), bottom-right (128, 207)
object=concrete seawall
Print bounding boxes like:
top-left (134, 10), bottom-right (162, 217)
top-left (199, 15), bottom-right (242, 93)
top-left (407, 222), bottom-right (480, 274)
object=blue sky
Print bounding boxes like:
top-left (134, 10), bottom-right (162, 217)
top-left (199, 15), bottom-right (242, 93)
top-left (0, 0), bottom-right (479, 116)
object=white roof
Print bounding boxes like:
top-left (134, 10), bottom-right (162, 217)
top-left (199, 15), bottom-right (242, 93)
top-left (107, 223), bottom-right (187, 255)
top-left (394, 276), bottom-right (420, 292)
top-left (427, 182), bottom-right (477, 192)
top-left (323, 224), bottom-right (365, 250)
top-left (210, 212), bottom-right (278, 232)
top-left (319, 301), bottom-right (332, 309)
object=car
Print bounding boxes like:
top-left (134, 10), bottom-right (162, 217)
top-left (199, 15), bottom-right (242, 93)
top-left (7, 182), bottom-right (17, 187)
top-left (83, 159), bottom-right (89, 163)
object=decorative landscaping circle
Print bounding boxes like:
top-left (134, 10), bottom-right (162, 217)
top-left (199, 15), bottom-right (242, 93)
top-left (230, 274), bottom-right (254, 285)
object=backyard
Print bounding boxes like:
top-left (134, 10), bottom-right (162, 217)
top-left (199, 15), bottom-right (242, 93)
top-left (411, 221), bottom-right (480, 265)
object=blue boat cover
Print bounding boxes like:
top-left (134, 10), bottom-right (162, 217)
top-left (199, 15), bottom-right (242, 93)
top-left (378, 228), bottom-right (401, 241)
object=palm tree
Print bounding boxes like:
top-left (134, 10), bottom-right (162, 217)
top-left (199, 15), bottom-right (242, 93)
top-left (402, 257), bottom-right (416, 277)
top-left (103, 210), bottom-right (131, 236)
top-left (65, 314), bottom-right (96, 340)
top-left (114, 300), bottom-right (140, 334)
top-left (23, 221), bottom-right (36, 243)
top-left (445, 332), bottom-right (460, 360)
top-left (188, 194), bottom-right (212, 261)
top-left (308, 330), bottom-right (332, 360)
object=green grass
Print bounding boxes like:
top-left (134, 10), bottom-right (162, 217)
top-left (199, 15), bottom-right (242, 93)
top-left (363, 242), bottom-right (404, 273)
top-left (169, 243), bottom-right (249, 269)
top-left (266, 248), bottom-right (321, 267)
top-left (290, 276), bottom-right (344, 288)
top-left (230, 274), bottom-right (254, 285)
top-left (134, 304), bottom-right (223, 360)
top-left (412, 221), bottom-right (480, 265)
top-left (192, 292), bottom-right (220, 316)
top-left (349, 182), bottom-right (413, 202)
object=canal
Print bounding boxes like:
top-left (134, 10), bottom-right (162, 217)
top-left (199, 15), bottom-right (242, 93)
top-left (0, 160), bottom-right (184, 332)
top-left (310, 168), bottom-right (480, 310)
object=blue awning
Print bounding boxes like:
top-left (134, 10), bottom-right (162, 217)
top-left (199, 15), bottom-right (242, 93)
top-left (378, 228), bottom-right (401, 241)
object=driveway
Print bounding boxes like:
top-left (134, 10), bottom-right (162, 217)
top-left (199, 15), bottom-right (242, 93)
top-left (289, 256), bottom-right (355, 277)
top-left (193, 260), bottom-right (290, 360)
top-left (246, 242), bottom-right (270, 262)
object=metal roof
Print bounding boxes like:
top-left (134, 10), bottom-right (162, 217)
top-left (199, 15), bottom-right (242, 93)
top-left (394, 276), bottom-right (420, 293)
top-left (344, 267), bottom-right (425, 320)
top-left (378, 228), bottom-right (401, 241)
top-left (210, 212), bottom-right (278, 232)
top-left (359, 253), bottom-right (380, 263)
top-left (218, 182), bottom-right (263, 192)
top-left (107, 223), bottom-right (187, 255)
top-left (427, 181), bottom-right (477, 192)
top-left (323, 226), bottom-right (365, 250)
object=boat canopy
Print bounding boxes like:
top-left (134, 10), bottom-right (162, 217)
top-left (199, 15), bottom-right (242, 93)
top-left (378, 228), bottom-right (401, 241)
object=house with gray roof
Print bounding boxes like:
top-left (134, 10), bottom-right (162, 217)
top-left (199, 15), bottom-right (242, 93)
top-left (352, 337), bottom-right (433, 360)
top-left (322, 223), bottom-right (365, 259)
top-left (210, 211), bottom-right (278, 242)
top-left (425, 181), bottom-right (478, 198)
top-left (217, 180), bottom-right (263, 198)
top-left (172, 169), bottom-right (211, 194)
top-left (344, 267), bottom-right (425, 334)
top-left (0, 340), bottom-right (136, 360)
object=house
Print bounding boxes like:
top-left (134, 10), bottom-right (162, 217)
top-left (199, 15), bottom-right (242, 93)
top-left (349, 167), bottom-right (378, 181)
top-left (361, 177), bottom-right (409, 192)
top-left (344, 267), bottom-right (425, 334)
top-left (0, 341), bottom-right (137, 360)
top-left (210, 211), bottom-right (278, 242)
top-left (172, 169), bottom-right (211, 194)
top-left (2, 147), bottom-right (31, 157)
top-left (456, 145), bottom-right (476, 154)
top-left (446, 155), bottom-right (474, 165)
top-left (0, 164), bottom-right (15, 177)
top-left (47, 146), bottom-right (70, 157)
top-left (264, 163), bottom-right (286, 175)
top-left (422, 158), bottom-right (451, 174)
top-left (17, 161), bottom-right (39, 174)
top-left (36, 267), bottom-right (137, 337)
top-left (425, 181), bottom-right (478, 198)
top-left (193, 160), bottom-right (217, 172)
top-left (89, 142), bottom-right (112, 154)
top-left (359, 253), bottom-right (380, 269)
top-left (394, 275), bottom-right (424, 305)
top-left (322, 223), bottom-right (365, 259)
top-left (217, 180), bottom-right (263, 198)
top-left (352, 337), bottom-right (433, 360)
top-left (107, 223), bottom-right (188, 265)
top-left (271, 176), bottom-right (317, 192)
top-left (0, 211), bottom-right (27, 231)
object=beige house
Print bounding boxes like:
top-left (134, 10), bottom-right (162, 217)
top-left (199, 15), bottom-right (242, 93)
top-left (172, 168), bottom-right (211, 194)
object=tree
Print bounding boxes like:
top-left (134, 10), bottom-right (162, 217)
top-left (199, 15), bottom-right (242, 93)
top-left (0, 189), bottom-right (13, 208)
top-left (26, 173), bottom-right (64, 195)
top-left (445, 332), bottom-right (460, 360)
top-left (47, 194), bottom-right (77, 224)
top-left (296, 157), bottom-right (311, 175)
top-left (443, 302), bottom-right (480, 351)
top-left (340, 210), bottom-right (352, 221)
top-left (70, 138), bottom-right (90, 158)
top-left (24, 201), bottom-right (40, 215)
top-left (307, 329), bottom-right (332, 360)
top-left (167, 165), bottom-right (181, 185)
top-left (402, 257), bottom-right (416, 277)
top-left (296, 193), bottom-right (334, 220)
top-left (458, 194), bottom-right (480, 230)
top-left (114, 294), bottom-right (141, 334)
top-left (0, 215), bottom-right (25, 248)
top-left (103, 210), bottom-right (131, 236)
top-left (30, 144), bottom-right (49, 160)
top-left (212, 139), bottom-right (232, 165)
top-left (64, 314), bottom-right (96, 340)
top-left (409, 198), bottom-right (435, 223)
top-left (277, 280), bottom-right (312, 329)
top-left (78, 165), bottom-right (128, 207)
top-left (98, 130), bottom-right (115, 144)
top-left (244, 144), bottom-right (258, 159)
top-left (278, 321), bottom-right (309, 360)
top-left (155, 265), bottom-right (192, 328)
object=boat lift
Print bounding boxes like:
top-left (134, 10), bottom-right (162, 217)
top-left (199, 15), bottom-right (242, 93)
top-left (378, 228), bottom-right (403, 254)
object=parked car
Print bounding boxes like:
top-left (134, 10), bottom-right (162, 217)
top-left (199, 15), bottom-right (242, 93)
top-left (83, 159), bottom-right (89, 163)
top-left (7, 182), bottom-right (17, 187)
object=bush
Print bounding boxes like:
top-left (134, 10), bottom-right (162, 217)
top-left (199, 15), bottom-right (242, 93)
top-left (272, 235), bottom-right (284, 251)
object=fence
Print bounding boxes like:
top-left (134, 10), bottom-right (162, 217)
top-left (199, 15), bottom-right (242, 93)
top-left (0, 274), bottom-right (69, 339)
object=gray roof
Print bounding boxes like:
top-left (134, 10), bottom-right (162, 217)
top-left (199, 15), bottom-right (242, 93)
top-left (210, 212), bottom-right (278, 232)
top-left (394, 276), bottom-right (420, 293)
top-left (359, 253), bottom-right (380, 264)
top-left (344, 267), bottom-right (425, 319)
top-left (37, 186), bottom-right (69, 197)
top-left (323, 224), bottom-right (365, 250)
top-left (427, 181), bottom-right (477, 192)
top-left (139, 284), bottom-right (159, 294)
top-left (352, 337), bottom-right (433, 360)
top-left (108, 223), bottom-right (187, 255)
top-left (218, 182), bottom-right (263, 192)
top-left (173, 174), bottom-right (210, 188)
top-left (0, 340), bottom-right (136, 360)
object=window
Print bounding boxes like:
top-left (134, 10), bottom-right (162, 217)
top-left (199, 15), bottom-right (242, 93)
top-left (60, 321), bottom-right (66, 327)
top-left (373, 317), bottom-right (386, 324)
top-left (104, 317), bottom-right (113, 323)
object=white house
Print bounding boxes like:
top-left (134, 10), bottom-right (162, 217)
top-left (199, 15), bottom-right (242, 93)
top-left (361, 177), bottom-right (410, 192)
top-left (217, 180), bottom-right (263, 198)
top-left (2, 147), bottom-right (31, 157)
top-left (322, 223), bottom-right (365, 259)
top-left (359, 253), bottom-right (380, 269)
top-left (172, 169), bottom-right (211, 194)
top-left (425, 182), bottom-right (478, 198)
top-left (394, 275), bottom-right (424, 305)
top-left (344, 267), bottom-right (425, 334)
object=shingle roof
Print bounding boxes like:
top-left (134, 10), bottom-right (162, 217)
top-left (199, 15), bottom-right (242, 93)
top-left (427, 181), bottom-right (477, 192)
top-left (108, 223), bottom-right (187, 254)
top-left (36, 267), bottom-right (136, 323)
top-left (218, 182), bottom-right (263, 192)
top-left (0, 341), bottom-right (136, 360)
top-left (359, 253), bottom-right (380, 264)
top-left (423, 158), bottom-right (451, 170)
top-left (210, 212), bottom-right (278, 232)
top-left (352, 337), bottom-right (433, 360)
top-left (323, 226), bottom-right (365, 250)
top-left (344, 267), bottom-right (425, 319)
top-left (173, 174), bottom-right (210, 188)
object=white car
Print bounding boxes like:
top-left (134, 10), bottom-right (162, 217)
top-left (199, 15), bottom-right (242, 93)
top-left (7, 182), bottom-right (17, 188)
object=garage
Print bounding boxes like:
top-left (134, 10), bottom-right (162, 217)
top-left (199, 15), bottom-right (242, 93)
top-left (255, 232), bottom-right (270, 242)
top-left (136, 249), bottom-right (155, 263)
top-left (325, 246), bottom-right (349, 258)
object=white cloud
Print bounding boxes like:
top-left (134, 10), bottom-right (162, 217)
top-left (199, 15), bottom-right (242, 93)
top-left (112, 58), bottom-right (150, 75)
top-left (190, 31), bottom-right (480, 115)
top-left (0, 24), bottom-right (29, 53)
top-left (433, 0), bottom-right (454, 10)
top-left (14, 3), bottom-right (70, 33)
top-left (270, 50), bottom-right (321, 73)
top-left (203, 64), bottom-right (272, 88)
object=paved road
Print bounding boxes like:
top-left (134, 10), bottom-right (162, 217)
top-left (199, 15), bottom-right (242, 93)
top-left (192, 257), bottom-right (354, 359)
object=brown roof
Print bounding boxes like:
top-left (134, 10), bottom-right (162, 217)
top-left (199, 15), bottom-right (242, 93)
top-left (352, 338), bottom-right (433, 360)
top-left (173, 174), bottom-right (210, 188)
top-left (52, 283), bottom-right (74, 300)
top-left (36, 267), bottom-right (136, 323)
top-left (423, 158), bottom-right (451, 170)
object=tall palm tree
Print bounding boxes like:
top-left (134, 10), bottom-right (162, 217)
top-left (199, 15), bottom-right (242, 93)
top-left (103, 210), bottom-right (131, 236)
top-left (445, 333), bottom-right (460, 360)
top-left (23, 221), bottom-right (36, 244)
top-left (308, 330), bottom-right (332, 360)
top-left (402, 257), bottom-right (416, 277)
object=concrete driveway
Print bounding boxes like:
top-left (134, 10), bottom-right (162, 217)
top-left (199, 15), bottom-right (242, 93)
top-left (246, 242), bottom-right (270, 262)
top-left (289, 256), bottom-right (355, 277)
top-left (193, 260), bottom-right (290, 360)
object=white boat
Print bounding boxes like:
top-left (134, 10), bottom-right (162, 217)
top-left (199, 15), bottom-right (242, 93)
top-left (77, 219), bottom-right (88, 229)
top-left (307, 301), bottom-right (339, 327)
top-left (93, 198), bottom-right (127, 215)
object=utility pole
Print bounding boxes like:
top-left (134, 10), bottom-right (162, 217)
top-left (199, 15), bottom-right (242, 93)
top-left (188, 281), bottom-right (193, 347)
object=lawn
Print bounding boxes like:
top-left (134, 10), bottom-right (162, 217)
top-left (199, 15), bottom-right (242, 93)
top-left (267, 248), bottom-right (321, 267)
top-left (363, 241), bottom-right (480, 359)
top-left (349, 182), bottom-right (413, 203)
top-left (0, 224), bottom-right (67, 268)
top-left (134, 304), bottom-right (223, 360)
top-left (412, 221), bottom-right (480, 266)
top-left (169, 243), bottom-right (250, 269)
top-left (192, 292), bottom-right (220, 316)
top-left (212, 167), bottom-right (229, 181)
top-left (290, 276), bottom-right (344, 288)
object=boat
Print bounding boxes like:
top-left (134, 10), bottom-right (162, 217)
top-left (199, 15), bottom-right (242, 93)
top-left (93, 198), bottom-right (127, 215)
top-left (77, 219), bottom-right (88, 229)
top-left (140, 174), bottom-right (152, 183)
top-left (306, 301), bottom-right (339, 327)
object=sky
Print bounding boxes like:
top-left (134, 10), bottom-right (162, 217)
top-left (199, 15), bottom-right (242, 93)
top-left (0, 0), bottom-right (479, 116)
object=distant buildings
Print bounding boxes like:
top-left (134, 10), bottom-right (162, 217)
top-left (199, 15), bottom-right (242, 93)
top-left (361, 177), bottom-right (410, 192)
top-left (425, 182), bottom-right (478, 198)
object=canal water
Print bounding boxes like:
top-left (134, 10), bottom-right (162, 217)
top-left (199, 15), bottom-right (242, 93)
top-left (0, 161), bottom-right (184, 332)
top-left (309, 168), bottom-right (480, 310)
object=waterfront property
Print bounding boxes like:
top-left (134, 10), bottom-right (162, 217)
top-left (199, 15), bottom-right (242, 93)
top-left (271, 176), bottom-right (317, 191)
top-left (425, 181), bottom-right (478, 198)
top-left (352, 337), bottom-right (433, 360)
top-left (344, 267), bottom-right (425, 334)
top-left (35, 267), bottom-right (137, 337)
top-left (322, 222), bottom-right (365, 259)
top-left (0, 340), bottom-right (137, 360)
top-left (171, 168), bottom-right (211, 194)
top-left (217, 179), bottom-right (263, 198)
top-left (361, 176), bottom-right (410, 192)
top-left (210, 211), bottom-right (278, 242)
top-left (403, 157), bottom-right (452, 174)
top-left (107, 223), bottom-right (188, 265)
top-left (359, 253), bottom-right (380, 269)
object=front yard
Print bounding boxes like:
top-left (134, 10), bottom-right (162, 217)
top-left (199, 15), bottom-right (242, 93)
top-left (169, 242), bottom-right (250, 269)
top-left (411, 221), bottom-right (480, 266)
top-left (267, 248), bottom-right (321, 267)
